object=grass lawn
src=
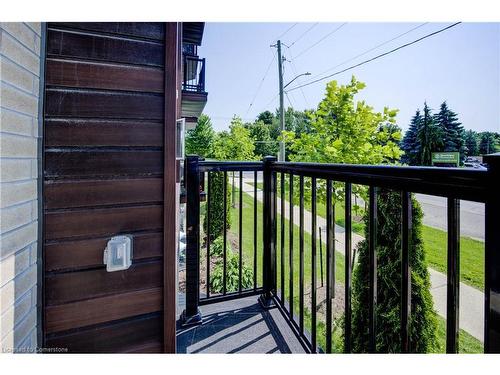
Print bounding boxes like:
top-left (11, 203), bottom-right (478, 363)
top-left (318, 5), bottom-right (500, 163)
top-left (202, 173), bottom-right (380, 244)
top-left (202, 185), bottom-right (483, 353)
top-left (422, 225), bottom-right (484, 290)
top-left (250, 179), bottom-right (485, 291)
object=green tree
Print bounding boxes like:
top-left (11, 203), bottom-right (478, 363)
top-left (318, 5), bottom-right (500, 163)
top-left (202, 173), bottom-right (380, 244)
top-left (464, 130), bottom-right (479, 156)
top-left (185, 114), bottom-right (215, 157)
top-left (284, 76), bottom-right (403, 201)
top-left (284, 76), bottom-right (436, 352)
top-left (478, 131), bottom-right (499, 155)
top-left (204, 117), bottom-right (256, 239)
top-left (434, 102), bottom-right (465, 163)
top-left (417, 102), bottom-right (443, 166)
top-left (401, 110), bottom-right (422, 165)
top-left (212, 117), bottom-right (256, 160)
top-left (352, 190), bottom-right (438, 352)
top-left (246, 120), bottom-right (278, 158)
top-left (257, 110), bottom-right (274, 125)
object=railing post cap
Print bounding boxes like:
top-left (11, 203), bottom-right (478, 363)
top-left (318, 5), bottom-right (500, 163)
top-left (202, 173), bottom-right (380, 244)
top-left (483, 152), bottom-right (500, 170)
top-left (263, 156), bottom-right (277, 163)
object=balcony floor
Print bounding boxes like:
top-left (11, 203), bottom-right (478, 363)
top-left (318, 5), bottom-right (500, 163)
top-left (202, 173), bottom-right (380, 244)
top-left (176, 295), bottom-right (306, 354)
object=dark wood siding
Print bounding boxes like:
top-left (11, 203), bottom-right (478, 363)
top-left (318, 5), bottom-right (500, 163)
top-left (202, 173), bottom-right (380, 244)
top-left (42, 22), bottom-right (179, 353)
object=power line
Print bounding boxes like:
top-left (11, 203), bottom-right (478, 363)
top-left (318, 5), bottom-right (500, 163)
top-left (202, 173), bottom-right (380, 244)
top-left (287, 22), bottom-right (462, 92)
top-left (274, 23), bottom-right (298, 42)
top-left (285, 90), bottom-right (294, 108)
top-left (286, 23), bottom-right (319, 48)
top-left (287, 48), bottom-right (310, 108)
top-left (245, 49), bottom-right (277, 117)
top-left (293, 23), bottom-right (347, 60)
top-left (298, 22), bottom-right (429, 85)
top-left (255, 93), bottom-right (279, 114)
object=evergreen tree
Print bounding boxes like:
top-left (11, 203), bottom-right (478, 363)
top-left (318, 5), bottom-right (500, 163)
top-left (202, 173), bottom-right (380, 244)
top-left (434, 102), bottom-right (465, 162)
top-left (352, 190), bottom-right (438, 353)
top-left (204, 117), bottom-right (256, 238)
top-left (417, 102), bottom-right (443, 166)
top-left (401, 110), bottom-right (422, 165)
top-left (464, 130), bottom-right (479, 156)
top-left (185, 114), bottom-right (215, 158)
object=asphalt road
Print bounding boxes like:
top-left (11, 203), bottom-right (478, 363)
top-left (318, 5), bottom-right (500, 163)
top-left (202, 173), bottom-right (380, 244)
top-left (415, 193), bottom-right (485, 241)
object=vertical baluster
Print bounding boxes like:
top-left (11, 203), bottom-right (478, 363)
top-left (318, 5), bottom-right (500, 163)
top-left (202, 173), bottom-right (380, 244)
top-left (206, 172), bottom-right (212, 298)
top-left (281, 173), bottom-right (285, 304)
top-left (299, 175), bottom-right (305, 334)
top-left (319, 231), bottom-right (324, 287)
top-left (344, 182), bottom-right (352, 353)
top-left (254, 170), bottom-right (258, 290)
top-left (223, 171), bottom-right (227, 295)
top-left (239, 171), bottom-right (243, 293)
top-left (401, 191), bottom-right (411, 353)
top-left (311, 178), bottom-right (317, 352)
top-left (289, 173), bottom-right (294, 320)
top-left (326, 180), bottom-right (334, 353)
top-left (368, 186), bottom-right (378, 353)
top-left (274, 171), bottom-right (278, 289)
top-left (447, 197), bottom-right (460, 353)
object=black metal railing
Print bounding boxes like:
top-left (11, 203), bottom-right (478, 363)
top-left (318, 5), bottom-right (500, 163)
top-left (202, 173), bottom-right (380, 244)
top-left (182, 43), bottom-right (198, 56)
top-left (180, 157), bottom-right (264, 318)
top-left (181, 153), bottom-right (500, 354)
top-left (183, 55), bottom-right (206, 93)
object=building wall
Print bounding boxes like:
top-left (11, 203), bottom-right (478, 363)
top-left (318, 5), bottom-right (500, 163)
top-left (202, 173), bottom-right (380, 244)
top-left (0, 22), bottom-right (42, 353)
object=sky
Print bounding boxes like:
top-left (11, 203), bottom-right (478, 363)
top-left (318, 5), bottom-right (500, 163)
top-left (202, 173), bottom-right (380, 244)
top-left (198, 22), bottom-right (500, 133)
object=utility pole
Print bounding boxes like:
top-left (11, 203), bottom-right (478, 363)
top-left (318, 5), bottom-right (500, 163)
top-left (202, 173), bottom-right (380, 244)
top-left (277, 40), bottom-right (285, 162)
top-left (272, 40), bottom-right (310, 161)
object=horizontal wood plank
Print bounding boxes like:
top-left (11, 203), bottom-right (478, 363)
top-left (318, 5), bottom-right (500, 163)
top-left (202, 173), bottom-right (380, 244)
top-left (44, 150), bottom-right (163, 178)
top-left (123, 340), bottom-right (163, 353)
top-left (44, 118), bottom-right (163, 147)
top-left (45, 232), bottom-right (163, 272)
top-left (45, 89), bottom-right (163, 120)
top-left (45, 287), bottom-right (162, 333)
top-left (49, 22), bottom-right (165, 41)
top-left (44, 204), bottom-right (163, 241)
top-left (46, 59), bottom-right (163, 93)
top-left (44, 178), bottom-right (163, 209)
top-left (45, 313), bottom-right (162, 353)
top-left (45, 261), bottom-right (162, 305)
top-left (47, 29), bottom-right (164, 66)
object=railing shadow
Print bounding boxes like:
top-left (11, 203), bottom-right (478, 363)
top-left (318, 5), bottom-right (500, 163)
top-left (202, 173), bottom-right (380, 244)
top-left (176, 300), bottom-right (294, 353)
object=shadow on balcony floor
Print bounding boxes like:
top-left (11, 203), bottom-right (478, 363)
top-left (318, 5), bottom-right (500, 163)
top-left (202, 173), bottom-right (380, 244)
top-left (176, 296), bottom-right (306, 353)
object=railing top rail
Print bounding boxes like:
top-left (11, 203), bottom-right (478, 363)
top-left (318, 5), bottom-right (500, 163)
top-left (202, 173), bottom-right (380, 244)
top-left (271, 161), bottom-right (490, 202)
top-left (198, 160), bottom-right (264, 172)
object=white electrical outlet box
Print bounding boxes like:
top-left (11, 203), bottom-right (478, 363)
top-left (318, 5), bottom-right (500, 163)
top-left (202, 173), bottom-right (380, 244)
top-left (104, 235), bottom-right (133, 272)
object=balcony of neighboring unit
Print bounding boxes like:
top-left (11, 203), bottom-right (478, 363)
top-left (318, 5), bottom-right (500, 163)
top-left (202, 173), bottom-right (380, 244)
top-left (181, 22), bottom-right (207, 130)
top-left (181, 52), bottom-right (207, 130)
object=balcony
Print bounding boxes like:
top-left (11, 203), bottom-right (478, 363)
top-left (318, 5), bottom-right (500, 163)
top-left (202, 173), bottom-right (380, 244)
top-left (178, 154), bottom-right (500, 354)
top-left (183, 55), bottom-right (206, 93)
top-left (181, 48), bottom-right (207, 130)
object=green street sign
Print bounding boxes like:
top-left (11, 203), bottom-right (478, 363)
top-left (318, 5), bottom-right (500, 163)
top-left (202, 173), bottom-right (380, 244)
top-left (432, 152), bottom-right (460, 166)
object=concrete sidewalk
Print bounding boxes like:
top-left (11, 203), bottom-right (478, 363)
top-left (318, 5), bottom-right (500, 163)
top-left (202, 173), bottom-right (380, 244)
top-left (234, 177), bottom-right (485, 342)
